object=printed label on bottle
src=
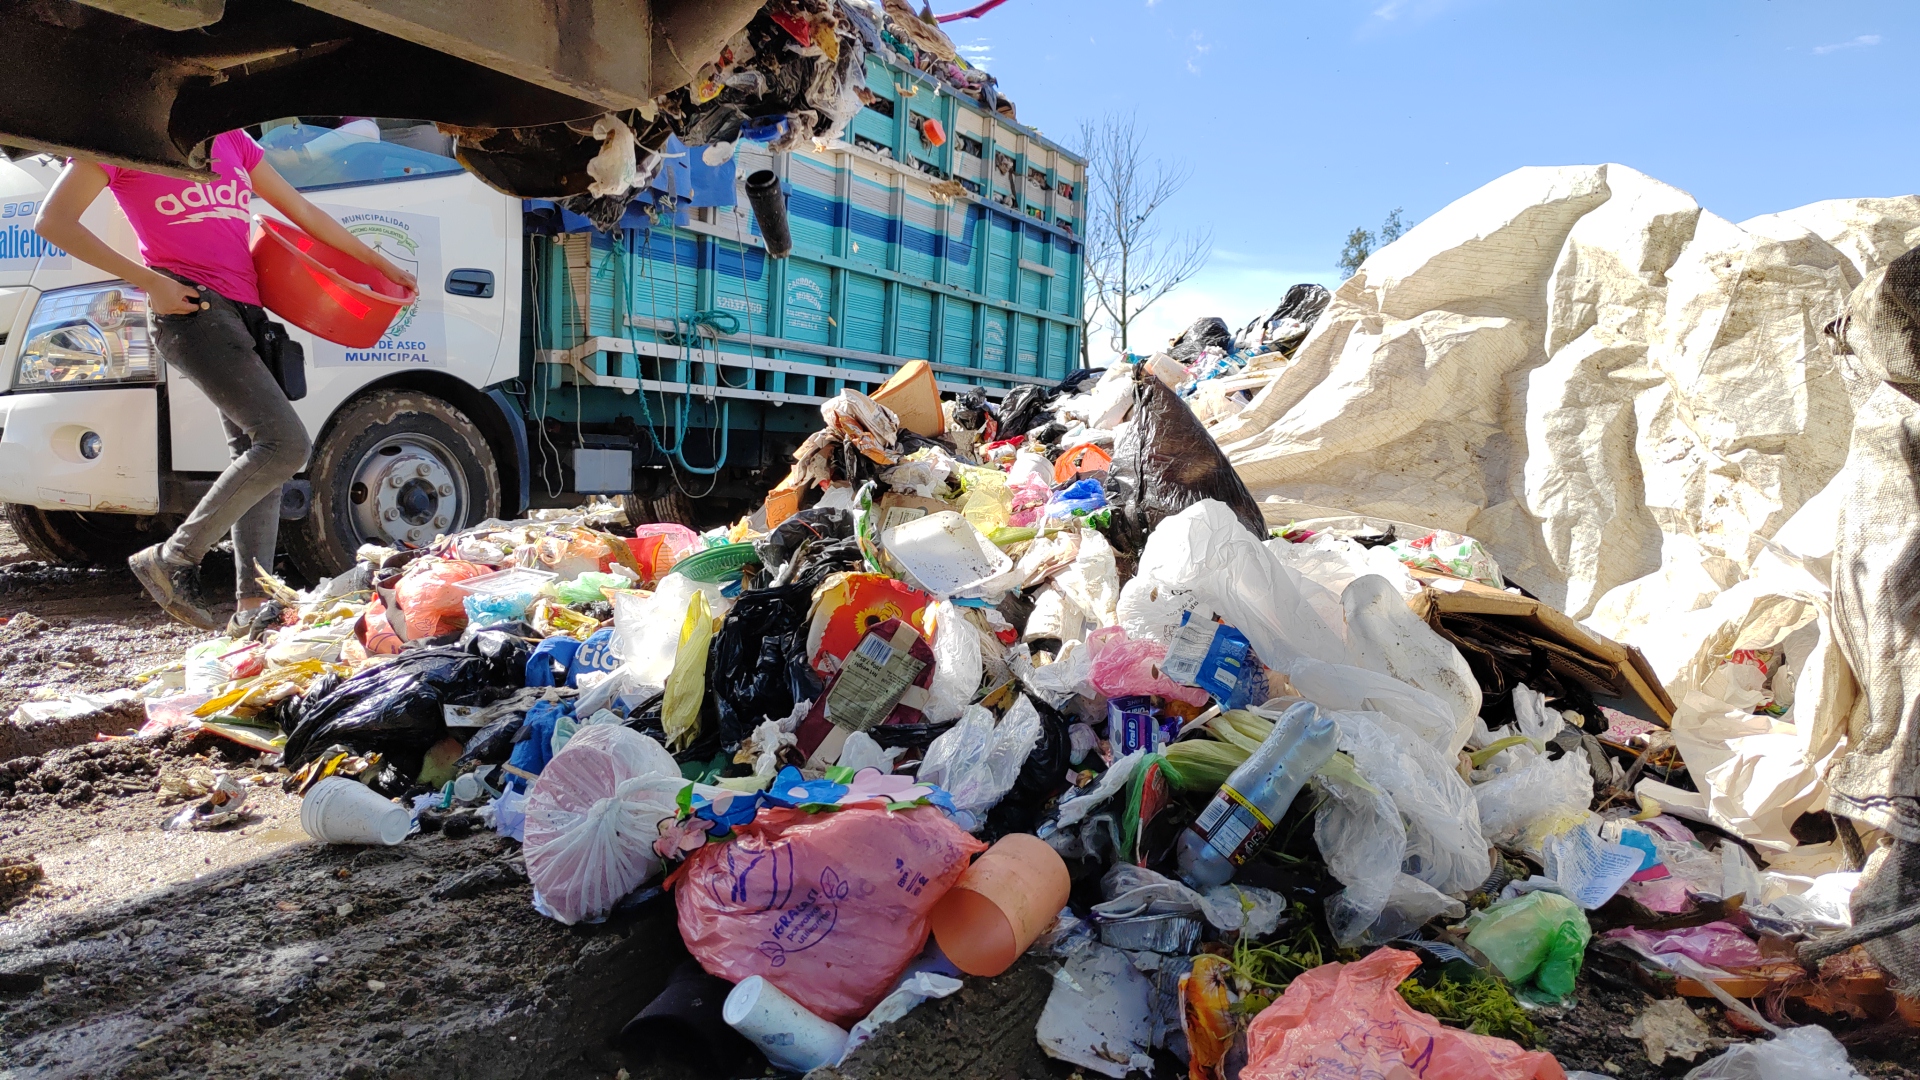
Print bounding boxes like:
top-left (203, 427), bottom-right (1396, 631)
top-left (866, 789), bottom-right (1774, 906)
top-left (1189, 784), bottom-right (1276, 867)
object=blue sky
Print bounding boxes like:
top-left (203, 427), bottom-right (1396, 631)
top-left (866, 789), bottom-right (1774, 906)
top-left (943, 0), bottom-right (1919, 358)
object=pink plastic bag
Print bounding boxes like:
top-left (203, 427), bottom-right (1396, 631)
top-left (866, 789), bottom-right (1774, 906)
top-left (1244, 948), bottom-right (1567, 1080)
top-left (1602, 922), bottom-right (1765, 971)
top-left (394, 558), bottom-right (492, 640)
top-left (523, 726), bottom-right (687, 925)
top-left (1087, 626), bottom-right (1210, 706)
top-left (671, 805), bottom-right (985, 1025)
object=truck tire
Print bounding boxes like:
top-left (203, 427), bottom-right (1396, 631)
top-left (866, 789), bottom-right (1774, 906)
top-left (1, 503), bottom-right (158, 566)
top-left (286, 390), bottom-right (500, 578)
top-left (621, 488), bottom-right (698, 528)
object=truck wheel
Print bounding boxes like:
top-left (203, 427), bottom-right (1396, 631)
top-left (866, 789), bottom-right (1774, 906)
top-left (621, 488), bottom-right (698, 528)
top-left (287, 391), bottom-right (500, 578)
top-left (1, 503), bottom-right (158, 566)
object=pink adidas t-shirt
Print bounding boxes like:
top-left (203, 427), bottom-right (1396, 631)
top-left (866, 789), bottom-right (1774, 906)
top-left (99, 130), bottom-right (264, 305)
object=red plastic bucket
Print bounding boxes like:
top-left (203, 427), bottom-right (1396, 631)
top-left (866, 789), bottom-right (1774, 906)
top-left (249, 217), bottom-right (416, 348)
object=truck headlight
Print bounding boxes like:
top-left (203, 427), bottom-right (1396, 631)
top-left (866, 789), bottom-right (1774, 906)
top-left (14, 283), bottom-right (158, 388)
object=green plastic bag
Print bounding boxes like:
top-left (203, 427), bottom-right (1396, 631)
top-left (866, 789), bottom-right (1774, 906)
top-left (552, 571), bottom-right (628, 604)
top-left (1464, 891), bottom-right (1590, 1003)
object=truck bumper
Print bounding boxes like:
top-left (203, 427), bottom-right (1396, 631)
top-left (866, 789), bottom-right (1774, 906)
top-left (0, 387), bottom-right (160, 513)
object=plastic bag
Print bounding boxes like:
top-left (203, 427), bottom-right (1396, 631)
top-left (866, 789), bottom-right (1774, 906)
top-left (1602, 922), bottom-right (1765, 971)
top-left (612, 575), bottom-right (721, 689)
top-left (1315, 765), bottom-right (1410, 946)
top-left (395, 558), bottom-right (492, 639)
top-left (1390, 530), bottom-right (1506, 589)
top-left (1284, 656), bottom-right (1466, 757)
top-left (951, 463), bottom-right (1012, 535)
top-left (1086, 626), bottom-right (1209, 706)
top-left (661, 590), bottom-right (714, 751)
top-left (1333, 710), bottom-right (1489, 894)
top-left (923, 601), bottom-right (984, 724)
top-left (1242, 947), bottom-right (1564, 1080)
top-left (528, 527), bottom-right (620, 579)
top-left (280, 636), bottom-right (528, 773)
top-left (552, 572), bottom-right (628, 604)
top-left (1045, 478), bottom-right (1109, 521)
top-left (1104, 364), bottom-right (1267, 554)
top-left (672, 804), bottom-right (984, 1025)
top-left (917, 698), bottom-right (1044, 829)
top-left (1118, 501), bottom-right (1353, 670)
top-left (709, 582), bottom-right (823, 746)
top-left (1475, 687), bottom-right (1594, 849)
top-left (522, 725), bottom-right (688, 925)
top-left (1464, 891), bottom-right (1591, 1003)
top-left (465, 589), bottom-right (537, 625)
top-left (1094, 863), bottom-right (1287, 935)
top-left (1343, 573), bottom-right (1481, 731)
top-left (1682, 1026), bottom-right (1866, 1080)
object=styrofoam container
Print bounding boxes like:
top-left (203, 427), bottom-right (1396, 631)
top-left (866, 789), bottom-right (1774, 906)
top-left (300, 776), bottom-right (411, 846)
top-left (881, 510), bottom-right (1013, 598)
top-left (722, 975), bottom-right (849, 1072)
top-left (452, 566), bottom-right (558, 596)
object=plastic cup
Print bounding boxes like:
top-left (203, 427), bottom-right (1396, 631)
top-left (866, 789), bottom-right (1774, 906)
top-left (721, 975), bottom-right (849, 1072)
top-left (927, 833), bottom-right (1071, 977)
top-left (300, 776), bottom-right (411, 846)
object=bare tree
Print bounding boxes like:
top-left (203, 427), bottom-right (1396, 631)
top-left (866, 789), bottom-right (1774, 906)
top-left (1079, 112), bottom-right (1212, 359)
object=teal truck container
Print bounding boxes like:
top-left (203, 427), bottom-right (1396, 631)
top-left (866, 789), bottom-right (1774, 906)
top-left (526, 48), bottom-right (1086, 520)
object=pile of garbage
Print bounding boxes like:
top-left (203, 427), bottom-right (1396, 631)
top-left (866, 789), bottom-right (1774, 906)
top-left (92, 336), bottom-right (1912, 1078)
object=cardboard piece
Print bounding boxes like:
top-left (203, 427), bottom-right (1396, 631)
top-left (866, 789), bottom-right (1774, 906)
top-left (1407, 570), bottom-right (1675, 724)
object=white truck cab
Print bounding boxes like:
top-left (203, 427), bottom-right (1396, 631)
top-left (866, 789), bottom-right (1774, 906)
top-left (0, 121), bottom-right (530, 576)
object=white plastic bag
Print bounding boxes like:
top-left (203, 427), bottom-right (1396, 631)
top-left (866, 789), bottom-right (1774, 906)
top-left (1284, 657), bottom-right (1468, 757)
top-left (923, 600), bottom-right (984, 725)
top-left (917, 697), bottom-right (1043, 829)
top-left (1015, 639), bottom-right (1097, 710)
top-left (611, 575), bottom-right (714, 688)
top-left (1117, 500), bottom-right (1354, 668)
top-left (1682, 1026), bottom-right (1866, 1080)
top-left (1342, 574), bottom-right (1481, 735)
top-left (522, 725), bottom-right (688, 925)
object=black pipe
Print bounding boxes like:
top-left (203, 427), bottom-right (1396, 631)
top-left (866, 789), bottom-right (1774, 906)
top-left (744, 169), bottom-right (792, 258)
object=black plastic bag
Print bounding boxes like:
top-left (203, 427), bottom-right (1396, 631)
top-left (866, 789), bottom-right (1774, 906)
top-left (280, 635), bottom-right (529, 771)
top-left (950, 387), bottom-right (990, 432)
top-left (994, 384), bottom-right (1051, 439)
top-left (1235, 284), bottom-right (1332, 356)
top-left (706, 583), bottom-right (823, 749)
top-left (1168, 316), bottom-right (1233, 362)
top-left (754, 507), bottom-right (853, 578)
top-left (982, 696), bottom-right (1072, 840)
top-left (1052, 367), bottom-right (1104, 396)
top-left (1104, 363), bottom-right (1268, 554)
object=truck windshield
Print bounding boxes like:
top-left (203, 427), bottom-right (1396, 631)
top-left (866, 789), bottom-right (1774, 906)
top-left (259, 119), bottom-right (462, 191)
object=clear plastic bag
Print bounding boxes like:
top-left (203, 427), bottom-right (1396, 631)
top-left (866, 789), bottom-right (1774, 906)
top-left (1333, 710), bottom-right (1489, 895)
top-left (522, 725), bottom-right (687, 925)
top-left (1284, 657), bottom-right (1468, 757)
top-left (1473, 685), bottom-right (1594, 849)
top-left (917, 698), bottom-right (1044, 829)
top-left (1682, 1026), bottom-right (1866, 1080)
top-left (923, 601), bottom-right (984, 725)
top-left (1315, 767), bottom-right (1409, 946)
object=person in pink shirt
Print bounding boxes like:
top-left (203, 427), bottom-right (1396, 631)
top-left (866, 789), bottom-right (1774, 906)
top-left (35, 129), bottom-right (415, 631)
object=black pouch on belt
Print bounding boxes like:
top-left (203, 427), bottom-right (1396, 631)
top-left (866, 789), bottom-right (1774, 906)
top-left (254, 320), bottom-right (307, 401)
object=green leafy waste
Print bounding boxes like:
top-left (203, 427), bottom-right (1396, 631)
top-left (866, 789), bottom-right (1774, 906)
top-left (1396, 975), bottom-right (1538, 1047)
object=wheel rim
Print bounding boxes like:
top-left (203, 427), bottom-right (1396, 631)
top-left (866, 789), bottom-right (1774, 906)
top-left (345, 434), bottom-right (469, 549)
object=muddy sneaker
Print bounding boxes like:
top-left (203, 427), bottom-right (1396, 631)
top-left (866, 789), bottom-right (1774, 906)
top-left (225, 602), bottom-right (282, 641)
top-left (128, 545), bottom-right (219, 631)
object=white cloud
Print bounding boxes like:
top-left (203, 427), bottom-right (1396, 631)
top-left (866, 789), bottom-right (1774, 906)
top-left (956, 39), bottom-right (993, 71)
top-left (1813, 33), bottom-right (1881, 55)
top-left (1186, 30), bottom-right (1211, 74)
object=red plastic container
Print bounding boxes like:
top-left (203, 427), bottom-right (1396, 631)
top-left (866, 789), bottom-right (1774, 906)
top-left (249, 216), bottom-right (416, 348)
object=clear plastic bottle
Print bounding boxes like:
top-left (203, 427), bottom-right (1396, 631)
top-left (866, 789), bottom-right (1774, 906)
top-left (1177, 701), bottom-right (1339, 888)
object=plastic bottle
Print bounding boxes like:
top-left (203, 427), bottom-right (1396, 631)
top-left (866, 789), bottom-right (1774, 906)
top-left (1177, 701), bottom-right (1338, 888)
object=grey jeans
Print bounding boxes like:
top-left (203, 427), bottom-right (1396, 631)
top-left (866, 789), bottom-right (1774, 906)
top-left (148, 278), bottom-right (312, 601)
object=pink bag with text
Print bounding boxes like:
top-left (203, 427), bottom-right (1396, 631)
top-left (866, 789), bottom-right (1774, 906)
top-left (670, 805), bottom-right (984, 1025)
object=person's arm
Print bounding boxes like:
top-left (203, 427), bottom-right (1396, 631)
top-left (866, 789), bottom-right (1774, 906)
top-left (34, 161), bottom-right (205, 316)
top-left (249, 160), bottom-right (419, 293)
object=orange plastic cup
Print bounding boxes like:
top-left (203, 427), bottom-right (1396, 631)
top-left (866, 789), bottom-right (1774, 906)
top-left (928, 833), bottom-right (1070, 977)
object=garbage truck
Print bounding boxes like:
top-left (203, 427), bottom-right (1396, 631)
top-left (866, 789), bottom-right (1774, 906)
top-left (0, 52), bottom-right (1085, 578)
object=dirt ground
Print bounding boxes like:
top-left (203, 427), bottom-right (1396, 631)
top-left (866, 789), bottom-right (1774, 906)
top-left (2, 522), bottom-right (1919, 1080)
